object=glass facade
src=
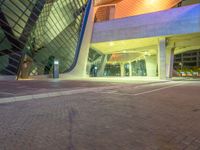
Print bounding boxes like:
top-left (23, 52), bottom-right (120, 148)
top-left (87, 48), bottom-right (149, 77)
top-left (0, 0), bottom-right (88, 78)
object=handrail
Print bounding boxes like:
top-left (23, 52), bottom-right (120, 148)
top-left (64, 0), bottom-right (92, 72)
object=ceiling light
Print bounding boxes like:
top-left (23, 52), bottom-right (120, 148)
top-left (149, 0), bottom-right (156, 4)
top-left (109, 42), bottom-right (114, 46)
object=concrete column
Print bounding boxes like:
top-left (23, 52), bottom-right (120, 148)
top-left (129, 62), bottom-right (132, 77)
top-left (120, 63), bottom-right (125, 77)
top-left (166, 48), bottom-right (174, 78)
top-left (158, 38), bottom-right (166, 79)
top-left (97, 55), bottom-right (107, 77)
top-left (62, 0), bottom-right (94, 78)
top-left (145, 55), bottom-right (157, 77)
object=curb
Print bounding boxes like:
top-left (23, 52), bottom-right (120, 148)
top-left (0, 86), bottom-right (117, 104)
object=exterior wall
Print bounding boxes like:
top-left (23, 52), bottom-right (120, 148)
top-left (92, 4), bottom-right (200, 43)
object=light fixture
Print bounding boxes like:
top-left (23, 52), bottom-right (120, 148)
top-left (54, 60), bottom-right (59, 65)
top-left (149, 0), bottom-right (156, 4)
top-left (109, 42), bottom-right (114, 46)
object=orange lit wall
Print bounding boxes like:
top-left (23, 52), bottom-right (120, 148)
top-left (114, 0), bottom-right (181, 18)
top-left (95, 0), bottom-right (123, 6)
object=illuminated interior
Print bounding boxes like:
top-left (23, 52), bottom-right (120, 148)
top-left (88, 38), bottom-right (157, 77)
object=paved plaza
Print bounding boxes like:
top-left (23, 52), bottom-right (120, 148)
top-left (0, 79), bottom-right (200, 150)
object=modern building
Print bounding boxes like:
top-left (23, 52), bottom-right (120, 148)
top-left (174, 50), bottom-right (200, 69)
top-left (0, 0), bottom-right (200, 80)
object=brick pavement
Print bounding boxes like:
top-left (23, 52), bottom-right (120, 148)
top-left (0, 81), bottom-right (200, 150)
top-left (0, 80), bottom-right (120, 98)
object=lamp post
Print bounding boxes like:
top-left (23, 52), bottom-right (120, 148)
top-left (53, 59), bottom-right (59, 78)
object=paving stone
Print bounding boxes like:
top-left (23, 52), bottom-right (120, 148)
top-left (0, 81), bottom-right (200, 150)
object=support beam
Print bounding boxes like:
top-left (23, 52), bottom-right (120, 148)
top-left (175, 46), bottom-right (200, 55)
top-left (158, 38), bottom-right (166, 80)
top-left (168, 38), bottom-right (200, 48)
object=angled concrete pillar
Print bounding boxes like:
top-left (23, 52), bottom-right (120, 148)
top-left (166, 48), bottom-right (175, 78)
top-left (97, 55), bottom-right (107, 77)
top-left (145, 55), bottom-right (157, 77)
top-left (120, 63), bottom-right (125, 77)
top-left (129, 62), bottom-right (132, 77)
top-left (62, 0), bottom-right (94, 78)
top-left (158, 38), bottom-right (166, 79)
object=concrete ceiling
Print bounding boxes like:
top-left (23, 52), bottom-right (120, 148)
top-left (90, 33), bottom-right (200, 56)
top-left (91, 37), bottom-right (158, 55)
top-left (168, 33), bottom-right (200, 54)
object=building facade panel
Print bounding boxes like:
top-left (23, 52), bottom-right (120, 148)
top-left (0, 0), bottom-right (88, 78)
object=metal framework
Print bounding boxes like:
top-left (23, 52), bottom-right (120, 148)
top-left (0, 0), bottom-right (89, 77)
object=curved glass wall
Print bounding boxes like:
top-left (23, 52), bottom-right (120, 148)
top-left (0, 0), bottom-right (87, 78)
